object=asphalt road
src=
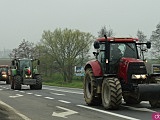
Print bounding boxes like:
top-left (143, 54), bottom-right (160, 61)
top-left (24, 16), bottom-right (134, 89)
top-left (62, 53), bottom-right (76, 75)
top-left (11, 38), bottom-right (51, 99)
top-left (0, 81), bottom-right (159, 120)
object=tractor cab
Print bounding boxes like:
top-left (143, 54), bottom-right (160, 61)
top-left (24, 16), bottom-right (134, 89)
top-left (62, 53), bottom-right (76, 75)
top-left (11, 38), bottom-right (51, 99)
top-left (93, 37), bottom-right (150, 75)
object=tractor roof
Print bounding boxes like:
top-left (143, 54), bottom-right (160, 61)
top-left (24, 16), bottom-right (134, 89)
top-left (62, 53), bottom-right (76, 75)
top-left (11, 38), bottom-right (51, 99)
top-left (14, 58), bottom-right (32, 61)
top-left (97, 37), bottom-right (138, 42)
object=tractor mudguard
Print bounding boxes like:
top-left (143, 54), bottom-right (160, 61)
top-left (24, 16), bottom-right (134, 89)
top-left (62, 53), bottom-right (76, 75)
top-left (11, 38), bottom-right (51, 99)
top-left (84, 60), bottom-right (103, 76)
top-left (138, 84), bottom-right (160, 100)
top-left (33, 69), bottom-right (39, 74)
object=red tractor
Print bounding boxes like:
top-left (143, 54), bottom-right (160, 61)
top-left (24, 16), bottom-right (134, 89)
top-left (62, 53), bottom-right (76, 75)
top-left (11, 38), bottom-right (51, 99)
top-left (84, 35), bottom-right (160, 110)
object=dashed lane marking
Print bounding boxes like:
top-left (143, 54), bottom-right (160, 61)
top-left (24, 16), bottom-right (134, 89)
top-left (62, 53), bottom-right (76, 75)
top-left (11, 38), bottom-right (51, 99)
top-left (14, 90), bottom-right (19, 92)
top-left (19, 91), bottom-right (25, 93)
top-left (26, 93), bottom-right (33, 95)
top-left (34, 94), bottom-right (42, 97)
top-left (77, 105), bottom-right (140, 120)
top-left (58, 100), bottom-right (71, 104)
top-left (9, 94), bottom-right (23, 98)
top-left (44, 97), bottom-right (54, 100)
top-left (50, 92), bottom-right (65, 96)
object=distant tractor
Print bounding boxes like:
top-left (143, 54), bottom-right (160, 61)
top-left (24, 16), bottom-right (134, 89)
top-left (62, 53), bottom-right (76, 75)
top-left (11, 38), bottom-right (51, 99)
top-left (10, 58), bottom-right (42, 90)
top-left (84, 35), bottom-right (160, 109)
top-left (0, 65), bottom-right (10, 84)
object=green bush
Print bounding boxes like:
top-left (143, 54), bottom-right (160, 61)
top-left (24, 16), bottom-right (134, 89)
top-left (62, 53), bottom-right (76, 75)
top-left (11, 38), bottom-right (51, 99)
top-left (42, 73), bottom-right (83, 88)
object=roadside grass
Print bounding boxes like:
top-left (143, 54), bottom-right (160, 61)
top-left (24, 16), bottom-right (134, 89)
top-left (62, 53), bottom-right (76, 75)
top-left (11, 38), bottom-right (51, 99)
top-left (42, 74), bottom-right (84, 89)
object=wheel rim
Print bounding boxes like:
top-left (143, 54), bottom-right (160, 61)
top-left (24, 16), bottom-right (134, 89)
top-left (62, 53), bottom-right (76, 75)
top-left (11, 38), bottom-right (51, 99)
top-left (103, 83), bottom-right (110, 105)
top-left (85, 75), bottom-right (91, 98)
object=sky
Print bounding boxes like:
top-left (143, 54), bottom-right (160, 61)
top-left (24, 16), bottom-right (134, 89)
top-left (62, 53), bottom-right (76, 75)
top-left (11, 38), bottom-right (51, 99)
top-left (0, 0), bottom-right (160, 50)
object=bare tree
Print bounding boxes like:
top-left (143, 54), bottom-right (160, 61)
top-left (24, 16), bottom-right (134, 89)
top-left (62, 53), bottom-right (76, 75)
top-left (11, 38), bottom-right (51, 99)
top-left (98, 26), bottom-right (115, 37)
top-left (150, 23), bottom-right (160, 59)
top-left (137, 30), bottom-right (147, 43)
top-left (9, 39), bottom-right (35, 59)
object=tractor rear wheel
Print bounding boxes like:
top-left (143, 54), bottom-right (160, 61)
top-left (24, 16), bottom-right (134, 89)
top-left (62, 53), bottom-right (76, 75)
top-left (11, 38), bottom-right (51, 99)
top-left (102, 77), bottom-right (122, 110)
top-left (14, 75), bottom-right (21, 90)
top-left (149, 100), bottom-right (160, 108)
top-left (84, 68), bottom-right (101, 106)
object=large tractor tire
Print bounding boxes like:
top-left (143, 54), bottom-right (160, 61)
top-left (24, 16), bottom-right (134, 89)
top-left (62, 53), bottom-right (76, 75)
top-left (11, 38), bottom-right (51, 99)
top-left (14, 75), bottom-right (21, 90)
top-left (102, 77), bottom-right (122, 110)
top-left (6, 78), bottom-right (10, 84)
top-left (84, 68), bottom-right (102, 106)
top-left (10, 78), bottom-right (14, 89)
top-left (30, 75), bottom-right (42, 90)
top-left (123, 94), bottom-right (141, 105)
top-left (149, 100), bottom-right (160, 108)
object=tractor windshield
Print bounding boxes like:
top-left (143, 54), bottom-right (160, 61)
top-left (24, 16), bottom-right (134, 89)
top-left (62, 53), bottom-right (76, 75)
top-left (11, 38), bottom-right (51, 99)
top-left (109, 42), bottom-right (138, 73)
top-left (110, 42), bottom-right (138, 60)
top-left (20, 60), bottom-right (31, 70)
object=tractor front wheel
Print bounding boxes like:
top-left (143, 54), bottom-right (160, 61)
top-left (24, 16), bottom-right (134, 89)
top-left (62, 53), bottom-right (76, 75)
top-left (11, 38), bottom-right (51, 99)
top-left (30, 75), bottom-right (42, 90)
top-left (84, 68), bottom-right (101, 106)
top-left (102, 77), bottom-right (122, 110)
top-left (14, 76), bottom-right (21, 90)
top-left (10, 77), bottom-right (14, 89)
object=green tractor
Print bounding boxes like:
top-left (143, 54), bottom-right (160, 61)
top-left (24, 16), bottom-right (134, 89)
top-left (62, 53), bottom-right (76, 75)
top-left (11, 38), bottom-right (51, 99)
top-left (10, 58), bottom-right (42, 90)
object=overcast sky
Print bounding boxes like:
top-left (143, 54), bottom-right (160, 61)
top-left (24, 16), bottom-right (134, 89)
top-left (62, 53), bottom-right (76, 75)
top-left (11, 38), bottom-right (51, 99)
top-left (0, 0), bottom-right (160, 50)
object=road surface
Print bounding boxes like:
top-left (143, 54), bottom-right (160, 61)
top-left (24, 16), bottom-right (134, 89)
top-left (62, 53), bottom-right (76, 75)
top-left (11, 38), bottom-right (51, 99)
top-left (0, 81), bottom-right (159, 120)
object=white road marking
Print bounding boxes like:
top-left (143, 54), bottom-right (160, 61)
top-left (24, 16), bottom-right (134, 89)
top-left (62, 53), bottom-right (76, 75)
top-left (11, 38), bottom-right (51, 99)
top-left (34, 94), bottom-right (42, 97)
top-left (122, 105), bottom-right (156, 112)
top-left (52, 106), bottom-right (78, 118)
top-left (44, 97), bottom-right (54, 100)
top-left (43, 88), bottom-right (83, 94)
top-left (50, 92), bottom-right (65, 96)
top-left (141, 101), bottom-right (149, 104)
top-left (0, 89), bottom-right (3, 90)
top-left (77, 105), bottom-right (140, 120)
top-left (26, 93), bottom-right (33, 95)
top-left (58, 100), bottom-right (71, 104)
top-left (9, 94), bottom-right (23, 98)
top-left (19, 91), bottom-right (25, 93)
top-left (14, 90), bottom-right (19, 92)
top-left (0, 100), bottom-right (31, 120)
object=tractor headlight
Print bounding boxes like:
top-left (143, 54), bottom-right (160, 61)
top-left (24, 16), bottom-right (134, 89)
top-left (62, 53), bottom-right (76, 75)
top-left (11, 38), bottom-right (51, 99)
top-left (25, 75), bottom-right (32, 78)
top-left (2, 74), bottom-right (7, 78)
top-left (141, 75), bottom-right (146, 79)
top-left (132, 74), bottom-right (146, 79)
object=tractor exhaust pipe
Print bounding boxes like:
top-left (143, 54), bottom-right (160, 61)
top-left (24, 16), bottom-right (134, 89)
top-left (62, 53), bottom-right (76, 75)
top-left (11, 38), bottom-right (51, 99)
top-left (138, 84), bottom-right (160, 101)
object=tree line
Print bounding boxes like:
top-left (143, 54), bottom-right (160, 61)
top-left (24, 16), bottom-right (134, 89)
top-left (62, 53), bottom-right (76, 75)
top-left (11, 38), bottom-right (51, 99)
top-left (9, 22), bottom-right (160, 82)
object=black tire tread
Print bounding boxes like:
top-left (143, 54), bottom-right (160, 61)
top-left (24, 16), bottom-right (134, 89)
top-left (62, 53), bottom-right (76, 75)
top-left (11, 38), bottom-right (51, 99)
top-left (102, 78), bottom-right (122, 110)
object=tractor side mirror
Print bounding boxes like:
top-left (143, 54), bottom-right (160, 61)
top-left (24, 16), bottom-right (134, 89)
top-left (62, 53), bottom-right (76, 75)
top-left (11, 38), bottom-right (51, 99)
top-left (37, 60), bottom-right (40, 65)
top-left (94, 41), bottom-right (100, 49)
top-left (146, 41), bottom-right (151, 49)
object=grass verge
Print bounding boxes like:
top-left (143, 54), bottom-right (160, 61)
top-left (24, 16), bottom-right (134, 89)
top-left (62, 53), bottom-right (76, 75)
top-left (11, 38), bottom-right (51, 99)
top-left (42, 74), bottom-right (83, 89)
